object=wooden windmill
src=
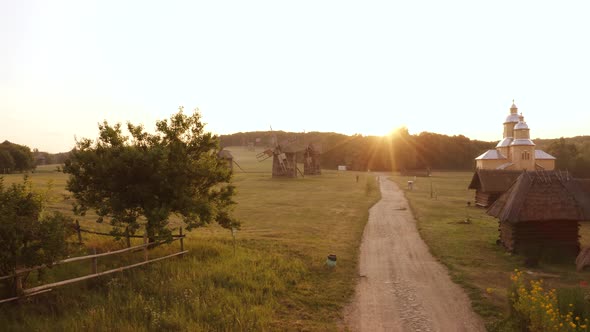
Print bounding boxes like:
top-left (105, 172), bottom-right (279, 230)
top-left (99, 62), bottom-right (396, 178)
top-left (303, 143), bottom-right (321, 175)
top-left (256, 131), bottom-right (303, 178)
top-left (218, 149), bottom-right (246, 172)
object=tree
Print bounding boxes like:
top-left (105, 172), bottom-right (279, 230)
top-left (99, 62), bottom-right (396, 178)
top-left (0, 177), bottom-right (73, 291)
top-left (63, 109), bottom-right (238, 242)
top-left (547, 138), bottom-right (579, 171)
top-left (0, 149), bottom-right (15, 173)
top-left (0, 141), bottom-right (35, 173)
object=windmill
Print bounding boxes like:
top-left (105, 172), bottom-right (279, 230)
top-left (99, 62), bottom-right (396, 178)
top-left (303, 143), bottom-right (321, 175)
top-left (218, 149), bottom-right (246, 172)
top-left (256, 129), bottom-right (303, 178)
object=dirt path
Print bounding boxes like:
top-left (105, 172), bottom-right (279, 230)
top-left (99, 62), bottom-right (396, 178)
top-left (345, 176), bottom-right (485, 332)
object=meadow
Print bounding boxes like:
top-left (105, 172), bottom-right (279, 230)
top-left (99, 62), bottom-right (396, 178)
top-left (0, 148), bottom-right (380, 331)
top-left (389, 172), bottom-right (590, 330)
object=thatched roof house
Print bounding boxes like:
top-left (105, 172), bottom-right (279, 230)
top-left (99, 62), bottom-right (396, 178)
top-left (487, 171), bottom-right (590, 260)
top-left (468, 169), bottom-right (522, 207)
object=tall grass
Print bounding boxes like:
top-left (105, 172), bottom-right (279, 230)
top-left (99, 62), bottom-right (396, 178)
top-left (0, 150), bottom-right (380, 330)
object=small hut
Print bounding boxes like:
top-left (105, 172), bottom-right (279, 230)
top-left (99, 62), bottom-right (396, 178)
top-left (303, 143), bottom-right (321, 175)
top-left (487, 171), bottom-right (590, 260)
top-left (217, 149), bottom-right (234, 171)
top-left (468, 169), bottom-right (522, 207)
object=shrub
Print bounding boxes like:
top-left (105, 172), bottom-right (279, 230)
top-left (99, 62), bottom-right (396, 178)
top-left (510, 269), bottom-right (590, 331)
top-left (0, 177), bottom-right (73, 293)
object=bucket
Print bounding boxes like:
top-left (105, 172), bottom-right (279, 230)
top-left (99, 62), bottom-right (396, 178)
top-left (326, 254), bottom-right (337, 267)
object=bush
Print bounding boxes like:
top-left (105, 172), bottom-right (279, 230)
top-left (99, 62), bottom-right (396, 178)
top-left (510, 269), bottom-right (590, 331)
top-left (0, 177), bottom-right (73, 292)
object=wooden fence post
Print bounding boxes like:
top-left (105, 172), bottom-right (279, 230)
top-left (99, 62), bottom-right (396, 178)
top-left (91, 248), bottom-right (98, 274)
top-left (143, 232), bottom-right (148, 262)
top-left (15, 274), bottom-right (23, 298)
top-left (179, 227), bottom-right (184, 257)
top-left (125, 227), bottom-right (131, 248)
top-left (76, 220), bottom-right (83, 244)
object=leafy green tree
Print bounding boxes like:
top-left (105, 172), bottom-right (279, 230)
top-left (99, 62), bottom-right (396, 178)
top-left (0, 141), bottom-right (35, 173)
top-left (0, 177), bottom-right (73, 290)
top-left (63, 109), bottom-right (238, 242)
top-left (547, 138), bottom-right (579, 171)
top-left (0, 149), bottom-right (15, 173)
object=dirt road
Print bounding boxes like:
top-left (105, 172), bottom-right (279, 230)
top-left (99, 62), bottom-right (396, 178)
top-left (345, 176), bottom-right (485, 332)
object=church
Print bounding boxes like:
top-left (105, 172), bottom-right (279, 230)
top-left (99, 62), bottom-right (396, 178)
top-left (475, 101), bottom-right (556, 170)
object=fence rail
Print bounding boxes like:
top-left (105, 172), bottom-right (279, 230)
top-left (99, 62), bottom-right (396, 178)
top-left (0, 227), bottom-right (187, 304)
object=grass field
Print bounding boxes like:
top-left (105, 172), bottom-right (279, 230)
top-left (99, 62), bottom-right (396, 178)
top-left (389, 172), bottom-right (590, 330)
top-left (0, 147), bottom-right (380, 331)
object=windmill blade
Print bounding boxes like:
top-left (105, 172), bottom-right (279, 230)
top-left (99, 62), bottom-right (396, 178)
top-left (256, 149), bottom-right (274, 162)
top-left (296, 166), bottom-right (305, 178)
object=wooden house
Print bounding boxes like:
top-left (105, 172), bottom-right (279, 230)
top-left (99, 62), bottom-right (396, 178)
top-left (468, 169), bottom-right (522, 207)
top-left (303, 143), bottom-right (321, 175)
top-left (487, 171), bottom-right (590, 260)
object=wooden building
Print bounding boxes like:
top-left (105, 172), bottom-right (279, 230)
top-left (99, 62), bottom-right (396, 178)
top-left (303, 143), bottom-right (321, 175)
top-left (487, 171), bottom-right (590, 260)
top-left (217, 149), bottom-right (234, 171)
top-left (272, 144), bottom-right (299, 178)
top-left (468, 169), bottom-right (522, 207)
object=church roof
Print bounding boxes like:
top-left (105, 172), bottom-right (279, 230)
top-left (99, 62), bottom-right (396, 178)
top-left (475, 149), bottom-right (507, 160)
top-left (497, 162), bottom-right (515, 170)
top-left (496, 137), bottom-right (513, 148)
top-left (535, 150), bottom-right (556, 160)
top-left (510, 138), bottom-right (535, 146)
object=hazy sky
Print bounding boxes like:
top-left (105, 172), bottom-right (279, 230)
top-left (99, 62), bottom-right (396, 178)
top-left (1, 1), bottom-right (589, 152)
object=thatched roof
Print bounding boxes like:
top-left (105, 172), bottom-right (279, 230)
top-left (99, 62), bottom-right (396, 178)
top-left (217, 150), bottom-right (233, 159)
top-left (487, 171), bottom-right (590, 223)
top-left (280, 143), bottom-right (307, 153)
top-left (565, 179), bottom-right (590, 218)
top-left (468, 169), bottom-right (523, 192)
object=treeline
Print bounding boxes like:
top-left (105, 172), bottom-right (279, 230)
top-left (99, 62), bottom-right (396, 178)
top-left (540, 136), bottom-right (590, 178)
top-left (0, 140), bottom-right (72, 174)
top-left (32, 149), bottom-right (71, 165)
top-left (220, 129), bottom-right (496, 171)
top-left (220, 131), bottom-right (590, 177)
top-left (0, 141), bottom-right (35, 173)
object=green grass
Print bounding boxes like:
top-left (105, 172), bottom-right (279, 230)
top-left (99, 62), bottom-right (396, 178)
top-left (0, 148), bottom-right (380, 331)
top-left (389, 172), bottom-right (590, 331)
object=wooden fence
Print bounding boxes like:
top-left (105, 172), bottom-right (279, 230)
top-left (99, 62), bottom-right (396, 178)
top-left (0, 228), bottom-right (187, 304)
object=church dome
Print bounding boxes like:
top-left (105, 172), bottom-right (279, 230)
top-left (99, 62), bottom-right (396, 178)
top-left (514, 114), bottom-right (529, 130)
top-left (514, 122), bottom-right (529, 130)
top-left (505, 114), bottom-right (520, 123)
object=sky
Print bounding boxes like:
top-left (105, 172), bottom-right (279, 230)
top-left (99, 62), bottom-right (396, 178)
top-left (1, 0), bottom-right (589, 153)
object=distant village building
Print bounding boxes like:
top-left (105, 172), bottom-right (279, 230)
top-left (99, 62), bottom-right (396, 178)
top-left (475, 101), bottom-right (556, 171)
